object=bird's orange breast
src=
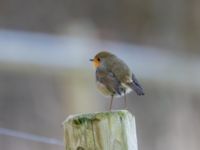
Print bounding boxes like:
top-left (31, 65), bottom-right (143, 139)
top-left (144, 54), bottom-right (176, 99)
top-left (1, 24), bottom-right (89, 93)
top-left (92, 58), bottom-right (101, 68)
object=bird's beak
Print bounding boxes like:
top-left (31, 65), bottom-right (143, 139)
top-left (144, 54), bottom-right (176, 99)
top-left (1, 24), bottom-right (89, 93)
top-left (90, 59), bottom-right (94, 62)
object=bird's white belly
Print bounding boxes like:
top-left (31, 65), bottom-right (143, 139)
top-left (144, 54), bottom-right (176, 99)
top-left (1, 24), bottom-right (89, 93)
top-left (96, 81), bottom-right (132, 97)
top-left (96, 82), bottom-right (111, 96)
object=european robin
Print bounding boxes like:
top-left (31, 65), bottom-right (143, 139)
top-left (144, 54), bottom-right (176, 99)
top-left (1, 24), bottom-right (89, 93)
top-left (90, 51), bottom-right (144, 110)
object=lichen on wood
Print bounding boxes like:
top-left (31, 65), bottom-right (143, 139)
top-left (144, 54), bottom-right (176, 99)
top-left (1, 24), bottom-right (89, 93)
top-left (63, 110), bottom-right (137, 150)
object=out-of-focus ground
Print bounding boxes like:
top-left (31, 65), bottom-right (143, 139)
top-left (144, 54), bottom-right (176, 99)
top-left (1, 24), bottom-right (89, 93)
top-left (0, 1), bottom-right (200, 150)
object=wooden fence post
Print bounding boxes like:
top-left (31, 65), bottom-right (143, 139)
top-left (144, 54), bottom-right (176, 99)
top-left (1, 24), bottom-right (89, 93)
top-left (63, 110), bottom-right (138, 150)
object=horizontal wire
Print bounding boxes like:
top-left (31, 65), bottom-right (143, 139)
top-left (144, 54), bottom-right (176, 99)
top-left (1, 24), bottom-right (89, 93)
top-left (0, 127), bottom-right (64, 146)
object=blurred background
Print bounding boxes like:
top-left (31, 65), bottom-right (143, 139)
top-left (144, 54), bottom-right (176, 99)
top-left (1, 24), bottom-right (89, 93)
top-left (0, 0), bottom-right (200, 150)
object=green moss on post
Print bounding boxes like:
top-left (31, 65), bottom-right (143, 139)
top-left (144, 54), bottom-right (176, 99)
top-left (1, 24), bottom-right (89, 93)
top-left (63, 110), bottom-right (138, 150)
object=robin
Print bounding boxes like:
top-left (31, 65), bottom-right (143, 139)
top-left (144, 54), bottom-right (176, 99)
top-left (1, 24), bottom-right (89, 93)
top-left (90, 51), bottom-right (144, 110)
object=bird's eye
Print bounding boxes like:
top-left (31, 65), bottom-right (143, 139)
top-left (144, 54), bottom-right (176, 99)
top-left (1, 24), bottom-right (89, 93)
top-left (97, 58), bottom-right (101, 62)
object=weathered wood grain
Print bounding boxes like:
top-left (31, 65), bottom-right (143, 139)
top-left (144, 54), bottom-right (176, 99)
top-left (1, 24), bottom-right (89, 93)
top-left (63, 110), bottom-right (137, 150)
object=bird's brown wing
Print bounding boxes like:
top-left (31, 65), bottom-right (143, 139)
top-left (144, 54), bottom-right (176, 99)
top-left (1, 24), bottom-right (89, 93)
top-left (96, 68), bottom-right (124, 95)
top-left (107, 57), bottom-right (132, 83)
top-left (106, 57), bottom-right (144, 95)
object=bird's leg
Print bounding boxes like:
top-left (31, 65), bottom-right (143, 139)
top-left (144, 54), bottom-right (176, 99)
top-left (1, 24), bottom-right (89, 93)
top-left (124, 90), bottom-right (127, 109)
top-left (109, 95), bottom-right (114, 111)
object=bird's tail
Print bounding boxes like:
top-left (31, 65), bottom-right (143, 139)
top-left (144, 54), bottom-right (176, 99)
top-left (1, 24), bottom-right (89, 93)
top-left (127, 74), bottom-right (144, 96)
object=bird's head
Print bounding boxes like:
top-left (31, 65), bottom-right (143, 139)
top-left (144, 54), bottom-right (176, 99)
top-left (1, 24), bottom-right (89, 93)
top-left (90, 51), bottom-right (114, 68)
